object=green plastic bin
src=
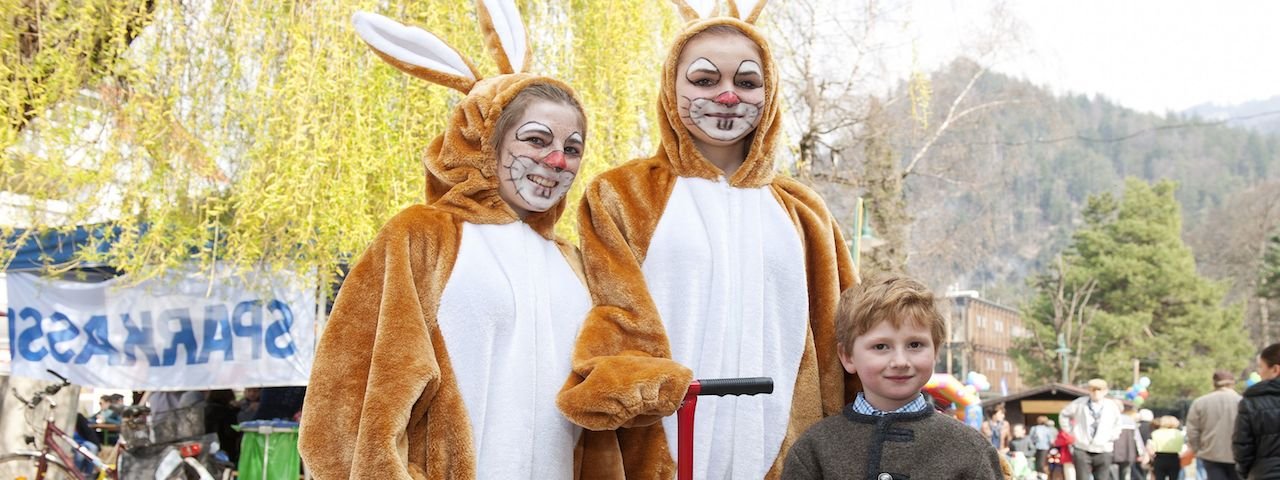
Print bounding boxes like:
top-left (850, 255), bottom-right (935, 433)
top-left (234, 423), bottom-right (301, 480)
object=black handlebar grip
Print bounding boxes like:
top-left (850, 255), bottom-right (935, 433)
top-left (696, 377), bottom-right (774, 397)
top-left (47, 369), bottom-right (70, 384)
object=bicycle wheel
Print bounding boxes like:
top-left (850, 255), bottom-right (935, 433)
top-left (0, 452), bottom-right (79, 480)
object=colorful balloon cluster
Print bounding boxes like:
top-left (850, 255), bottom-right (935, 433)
top-left (924, 372), bottom-right (991, 429)
top-left (1247, 372), bottom-right (1262, 388)
top-left (1124, 376), bottom-right (1152, 406)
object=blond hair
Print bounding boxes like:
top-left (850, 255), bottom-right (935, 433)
top-left (835, 274), bottom-right (946, 354)
top-left (1156, 415), bottom-right (1180, 429)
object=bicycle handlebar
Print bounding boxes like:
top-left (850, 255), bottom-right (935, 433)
top-left (8, 370), bottom-right (72, 408)
top-left (689, 377), bottom-right (774, 397)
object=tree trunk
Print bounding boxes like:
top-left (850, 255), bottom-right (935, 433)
top-left (861, 99), bottom-right (910, 276)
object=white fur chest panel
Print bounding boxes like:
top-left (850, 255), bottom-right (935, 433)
top-left (436, 222), bottom-right (589, 479)
top-left (642, 176), bottom-right (810, 479)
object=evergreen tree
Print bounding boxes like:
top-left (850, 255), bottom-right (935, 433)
top-left (1017, 178), bottom-right (1251, 399)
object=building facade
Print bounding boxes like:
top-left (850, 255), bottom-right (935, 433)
top-left (941, 290), bottom-right (1026, 394)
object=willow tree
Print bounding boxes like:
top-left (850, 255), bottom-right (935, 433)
top-left (1, 0), bottom-right (676, 286)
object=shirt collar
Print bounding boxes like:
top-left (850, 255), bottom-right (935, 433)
top-left (851, 392), bottom-right (929, 416)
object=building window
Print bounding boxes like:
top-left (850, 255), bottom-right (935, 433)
top-left (1011, 325), bottom-right (1021, 337)
top-left (977, 315), bottom-right (986, 328)
top-left (995, 320), bottom-right (1004, 332)
top-left (1004, 360), bottom-right (1012, 372)
top-left (986, 358), bottom-right (995, 370)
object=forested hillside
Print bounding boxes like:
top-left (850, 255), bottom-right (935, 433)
top-left (847, 59), bottom-right (1280, 308)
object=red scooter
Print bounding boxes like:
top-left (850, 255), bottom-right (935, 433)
top-left (676, 377), bottom-right (773, 480)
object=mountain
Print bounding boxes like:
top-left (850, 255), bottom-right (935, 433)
top-left (1185, 96), bottom-right (1280, 134)
top-left (864, 59), bottom-right (1280, 305)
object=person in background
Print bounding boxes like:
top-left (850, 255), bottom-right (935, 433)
top-left (985, 407), bottom-right (1013, 453)
top-left (1234, 342), bottom-right (1280, 479)
top-left (1134, 409), bottom-right (1155, 479)
top-left (1012, 423), bottom-right (1037, 462)
top-left (1147, 415), bottom-right (1185, 480)
top-left (254, 386), bottom-right (306, 421)
top-left (1187, 370), bottom-right (1242, 480)
top-left (1055, 424), bottom-right (1078, 480)
top-left (1060, 379), bottom-right (1123, 480)
top-left (1031, 415), bottom-right (1060, 476)
top-left (205, 390), bottom-right (242, 463)
top-left (72, 413), bottom-right (102, 476)
top-left (236, 387), bottom-right (261, 424)
top-left (1111, 405), bottom-right (1146, 480)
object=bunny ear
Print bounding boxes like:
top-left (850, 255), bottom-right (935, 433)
top-left (740, 0), bottom-right (768, 24)
top-left (352, 11), bottom-right (481, 93)
top-left (476, 0), bottom-right (529, 74)
top-left (669, 0), bottom-right (711, 22)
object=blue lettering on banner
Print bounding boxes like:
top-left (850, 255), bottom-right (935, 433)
top-left (18, 307), bottom-right (47, 361)
top-left (265, 300), bottom-right (295, 359)
top-left (232, 300), bottom-right (263, 360)
top-left (120, 311), bottom-right (161, 367)
top-left (198, 305), bottom-right (234, 363)
top-left (7, 299), bottom-right (300, 366)
top-left (74, 315), bottom-right (121, 365)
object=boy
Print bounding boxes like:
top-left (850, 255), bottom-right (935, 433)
top-left (782, 274), bottom-right (1004, 479)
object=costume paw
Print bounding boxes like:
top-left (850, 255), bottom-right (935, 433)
top-left (558, 355), bottom-right (693, 431)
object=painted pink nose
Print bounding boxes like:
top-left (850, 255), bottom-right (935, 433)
top-left (543, 150), bottom-right (567, 170)
top-left (714, 91), bottom-right (740, 106)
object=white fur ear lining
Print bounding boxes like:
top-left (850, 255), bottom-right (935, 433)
top-left (739, 0), bottom-right (767, 24)
top-left (685, 0), bottom-right (715, 19)
top-left (480, 0), bottom-right (528, 73)
top-left (352, 11), bottom-right (477, 82)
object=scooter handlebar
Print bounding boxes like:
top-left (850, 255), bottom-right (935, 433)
top-left (692, 377), bottom-right (773, 397)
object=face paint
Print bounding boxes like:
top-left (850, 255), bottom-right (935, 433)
top-left (675, 34), bottom-right (766, 146)
top-left (495, 101), bottom-right (584, 217)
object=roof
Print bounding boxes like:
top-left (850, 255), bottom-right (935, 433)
top-left (980, 382), bottom-right (1091, 408)
top-left (980, 382), bottom-right (1135, 409)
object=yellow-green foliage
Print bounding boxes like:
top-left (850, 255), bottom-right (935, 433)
top-left (1, 0), bottom-right (676, 286)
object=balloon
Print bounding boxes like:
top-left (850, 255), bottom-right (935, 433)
top-left (1133, 396), bottom-right (1144, 407)
top-left (964, 404), bottom-right (984, 430)
top-left (924, 373), bottom-right (980, 407)
top-left (1138, 390), bottom-right (1149, 399)
top-left (1139, 376), bottom-right (1152, 388)
top-left (1247, 372), bottom-right (1262, 388)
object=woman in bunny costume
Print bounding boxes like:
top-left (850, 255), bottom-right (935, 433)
top-left (297, 2), bottom-right (619, 478)
top-left (556, 1), bottom-right (858, 478)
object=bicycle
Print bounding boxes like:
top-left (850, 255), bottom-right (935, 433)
top-left (0, 369), bottom-right (117, 480)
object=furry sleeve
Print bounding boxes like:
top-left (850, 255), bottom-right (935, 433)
top-left (557, 159), bottom-right (694, 432)
top-left (771, 177), bottom-right (859, 413)
top-left (299, 206), bottom-right (472, 479)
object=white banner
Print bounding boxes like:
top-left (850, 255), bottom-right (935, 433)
top-left (5, 265), bottom-right (316, 390)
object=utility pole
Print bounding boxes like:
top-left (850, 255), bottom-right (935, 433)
top-left (1056, 333), bottom-right (1071, 384)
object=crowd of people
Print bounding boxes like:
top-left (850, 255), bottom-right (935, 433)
top-left (976, 341), bottom-right (1280, 480)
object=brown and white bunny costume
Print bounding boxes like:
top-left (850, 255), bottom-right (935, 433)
top-left (556, 2), bottom-right (859, 478)
top-left (297, 2), bottom-right (620, 478)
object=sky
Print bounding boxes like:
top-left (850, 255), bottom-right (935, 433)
top-left (904, 0), bottom-right (1280, 114)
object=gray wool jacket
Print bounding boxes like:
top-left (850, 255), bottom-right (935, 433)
top-left (782, 406), bottom-right (1004, 480)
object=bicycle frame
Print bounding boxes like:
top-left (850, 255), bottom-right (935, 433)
top-left (13, 386), bottom-right (115, 480)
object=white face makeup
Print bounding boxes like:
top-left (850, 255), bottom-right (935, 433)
top-left (496, 100), bottom-right (584, 217)
top-left (675, 33), bottom-right (766, 145)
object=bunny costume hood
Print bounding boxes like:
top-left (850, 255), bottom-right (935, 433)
top-left (299, 3), bottom-right (620, 478)
top-left (556, 2), bottom-right (858, 479)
